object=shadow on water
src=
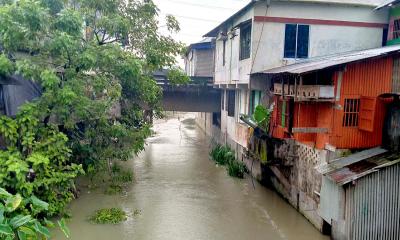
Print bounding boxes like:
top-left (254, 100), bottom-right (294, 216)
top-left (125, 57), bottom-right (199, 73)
top-left (52, 112), bottom-right (328, 240)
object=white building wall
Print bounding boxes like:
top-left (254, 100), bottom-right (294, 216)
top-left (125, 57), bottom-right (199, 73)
top-left (214, 1), bottom-right (388, 149)
top-left (214, 1), bottom-right (388, 84)
top-left (214, 8), bottom-right (255, 85)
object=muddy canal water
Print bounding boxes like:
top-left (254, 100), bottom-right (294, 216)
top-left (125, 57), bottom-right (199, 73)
top-left (53, 113), bottom-right (328, 240)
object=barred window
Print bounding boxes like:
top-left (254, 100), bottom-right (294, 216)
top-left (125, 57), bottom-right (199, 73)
top-left (393, 19), bottom-right (400, 40)
top-left (343, 98), bottom-right (360, 127)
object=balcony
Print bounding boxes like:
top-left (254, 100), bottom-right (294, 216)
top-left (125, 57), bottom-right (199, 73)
top-left (274, 83), bottom-right (334, 101)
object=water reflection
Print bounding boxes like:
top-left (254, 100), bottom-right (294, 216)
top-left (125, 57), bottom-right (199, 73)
top-left (53, 113), bottom-right (328, 240)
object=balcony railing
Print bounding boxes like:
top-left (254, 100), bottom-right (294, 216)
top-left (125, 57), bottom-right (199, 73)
top-left (274, 83), bottom-right (334, 101)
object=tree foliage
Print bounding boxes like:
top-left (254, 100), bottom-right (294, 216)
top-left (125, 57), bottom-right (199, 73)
top-left (0, 0), bottom-right (186, 225)
top-left (0, 187), bottom-right (70, 240)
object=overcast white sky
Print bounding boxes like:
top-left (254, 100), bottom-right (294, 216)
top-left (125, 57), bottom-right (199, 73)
top-left (153, 0), bottom-right (250, 66)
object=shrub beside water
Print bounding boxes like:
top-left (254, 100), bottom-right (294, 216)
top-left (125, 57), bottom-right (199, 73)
top-left (89, 208), bottom-right (127, 224)
top-left (209, 144), bottom-right (246, 179)
top-left (227, 160), bottom-right (246, 178)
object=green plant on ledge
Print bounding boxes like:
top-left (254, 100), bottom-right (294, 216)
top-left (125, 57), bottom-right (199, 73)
top-left (253, 105), bottom-right (271, 132)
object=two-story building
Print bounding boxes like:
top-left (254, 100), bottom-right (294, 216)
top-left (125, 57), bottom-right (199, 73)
top-left (257, 43), bottom-right (400, 240)
top-left (204, 0), bottom-right (388, 175)
top-left (183, 38), bottom-right (222, 135)
top-left (376, 0), bottom-right (400, 45)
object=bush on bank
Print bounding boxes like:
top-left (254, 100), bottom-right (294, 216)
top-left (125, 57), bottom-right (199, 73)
top-left (209, 144), bottom-right (246, 179)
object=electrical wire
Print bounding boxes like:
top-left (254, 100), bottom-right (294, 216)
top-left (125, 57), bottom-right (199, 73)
top-left (161, 0), bottom-right (238, 11)
top-left (250, 1), bottom-right (269, 73)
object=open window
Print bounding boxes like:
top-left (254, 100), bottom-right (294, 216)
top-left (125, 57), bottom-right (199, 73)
top-left (277, 98), bottom-right (291, 129)
top-left (239, 23), bottom-right (251, 60)
top-left (359, 96), bottom-right (377, 132)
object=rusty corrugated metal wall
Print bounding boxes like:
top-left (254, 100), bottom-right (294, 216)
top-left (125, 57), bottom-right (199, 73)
top-left (271, 57), bottom-right (394, 149)
top-left (330, 57), bottom-right (392, 149)
top-left (345, 163), bottom-right (400, 240)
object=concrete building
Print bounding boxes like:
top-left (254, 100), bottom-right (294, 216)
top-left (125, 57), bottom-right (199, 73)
top-left (376, 0), bottom-right (400, 45)
top-left (203, 0), bottom-right (389, 176)
top-left (197, 0), bottom-right (389, 236)
top-left (183, 38), bottom-right (222, 137)
top-left (199, 0), bottom-right (400, 236)
top-left (255, 45), bottom-right (400, 236)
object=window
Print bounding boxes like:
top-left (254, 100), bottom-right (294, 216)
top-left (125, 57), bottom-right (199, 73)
top-left (221, 90), bottom-right (225, 111)
top-left (343, 98), bottom-right (360, 127)
top-left (239, 23), bottom-right (251, 60)
top-left (212, 112), bottom-right (221, 128)
top-left (250, 90), bottom-right (263, 115)
top-left (359, 96), bottom-right (376, 132)
top-left (222, 40), bottom-right (226, 66)
top-left (393, 19), bottom-right (400, 40)
top-left (227, 90), bottom-right (235, 117)
top-left (277, 99), bottom-right (290, 128)
top-left (284, 24), bottom-right (309, 59)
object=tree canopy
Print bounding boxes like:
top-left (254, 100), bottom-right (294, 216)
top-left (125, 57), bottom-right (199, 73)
top-left (0, 0), bottom-right (187, 237)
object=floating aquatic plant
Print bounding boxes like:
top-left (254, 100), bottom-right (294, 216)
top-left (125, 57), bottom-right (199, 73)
top-left (89, 208), bottom-right (127, 224)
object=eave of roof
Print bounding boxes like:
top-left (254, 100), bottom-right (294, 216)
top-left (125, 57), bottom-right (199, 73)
top-left (282, 0), bottom-right (383, 7)
top-left (375, 0), bottom-right (399, 10)
top-left (255, 45), bottom-right (400, 75)
top-left (316, 147), bottom-right (400, 186)
top-left (203, 0), bottom-right (382, 38)
top-left (203, 1), bottom-right (255, 37)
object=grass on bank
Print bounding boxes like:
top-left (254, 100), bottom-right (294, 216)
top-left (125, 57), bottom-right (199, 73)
top-left (209, 144), bottom-right (246, 179)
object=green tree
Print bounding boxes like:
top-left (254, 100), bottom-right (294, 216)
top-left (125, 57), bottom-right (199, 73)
top-left (0, 0), bottom-right (187, 221)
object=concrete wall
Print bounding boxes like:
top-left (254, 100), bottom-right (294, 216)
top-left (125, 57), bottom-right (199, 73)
top-left (214, 7), bottom-right (255, 85)
top-left (251, 1), bottom-right (388, 73)
top-left (195, 112), bottom-right (213, 135)
top-left (214, 1), bottom-right (388, 85)
top-left (185, 44), bottom-right (215, 78)
top-left (267, 140), bottom-right (329, 231)
top-left (213, 0), bottom-right (388, 150)
top-left (162, 90), bottom-right (220, 112)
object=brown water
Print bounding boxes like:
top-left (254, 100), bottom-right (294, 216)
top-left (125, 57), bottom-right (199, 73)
top-left (53, 113), bottom-right (328, 240)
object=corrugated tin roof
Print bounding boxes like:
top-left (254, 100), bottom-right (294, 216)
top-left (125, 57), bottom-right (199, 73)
top-left (204, 0), bottom-right (382, 37)
top-left (283, 0), bottom-right (384, 6)
top-left (256, 45), bottom-right (400, 75)
top-left (316, 147), bottom-right (400, 186)
top-left (375, 0), bottom-right (399, 9)
top-left (203, 1), bottom-right (255, 37)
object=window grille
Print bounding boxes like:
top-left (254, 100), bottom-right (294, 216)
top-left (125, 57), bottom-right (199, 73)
top-left (393, 19), bottom-right (400, 40)
top-left (343, 98), bottom-right (360, 127)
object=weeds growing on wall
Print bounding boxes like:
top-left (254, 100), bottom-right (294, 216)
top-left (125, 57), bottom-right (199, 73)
top-left (209, 145), bottom-right (246, 179)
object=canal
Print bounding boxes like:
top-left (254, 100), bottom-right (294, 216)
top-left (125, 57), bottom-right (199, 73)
top-left (53, 113), bottom-right (328, 240)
